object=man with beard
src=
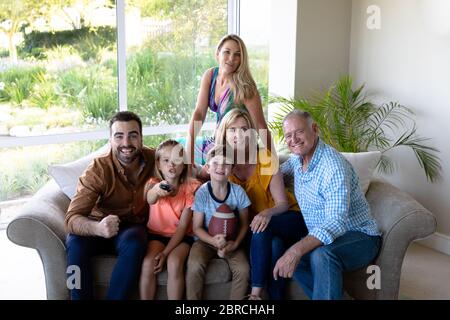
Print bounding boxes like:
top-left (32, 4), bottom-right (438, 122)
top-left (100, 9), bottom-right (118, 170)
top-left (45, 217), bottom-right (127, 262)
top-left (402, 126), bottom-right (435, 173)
top-left (65, 111), bottom-right (155, 299)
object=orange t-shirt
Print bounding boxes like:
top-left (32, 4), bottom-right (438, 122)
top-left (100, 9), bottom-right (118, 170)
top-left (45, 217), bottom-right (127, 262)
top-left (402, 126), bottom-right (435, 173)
top-left (228, 149), bottom-right (299, 221)
top-left (146, 177), bottom-right (201, 237)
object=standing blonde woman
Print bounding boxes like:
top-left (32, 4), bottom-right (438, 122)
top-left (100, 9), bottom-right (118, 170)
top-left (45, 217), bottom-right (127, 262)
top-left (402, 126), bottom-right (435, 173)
top-left (187, 34), bottom-right (272, 168)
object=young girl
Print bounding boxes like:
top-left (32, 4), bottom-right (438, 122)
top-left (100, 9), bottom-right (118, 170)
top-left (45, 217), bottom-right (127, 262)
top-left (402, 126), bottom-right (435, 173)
top-left (139, 139), bottom-right (201, 300)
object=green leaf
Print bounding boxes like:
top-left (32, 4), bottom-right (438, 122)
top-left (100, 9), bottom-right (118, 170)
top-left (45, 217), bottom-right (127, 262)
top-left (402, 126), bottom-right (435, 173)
top-left (269, 75), bottom-right (442, 183)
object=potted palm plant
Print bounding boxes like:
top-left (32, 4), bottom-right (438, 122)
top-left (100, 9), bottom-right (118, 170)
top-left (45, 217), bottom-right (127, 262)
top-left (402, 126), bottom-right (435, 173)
top-left (269, 75), bottom-right (442, 182)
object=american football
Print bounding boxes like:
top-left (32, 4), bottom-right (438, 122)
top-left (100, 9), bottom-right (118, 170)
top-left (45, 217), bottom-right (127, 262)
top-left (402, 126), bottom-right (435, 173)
top-left (208, 204), bottom-right (238, 241)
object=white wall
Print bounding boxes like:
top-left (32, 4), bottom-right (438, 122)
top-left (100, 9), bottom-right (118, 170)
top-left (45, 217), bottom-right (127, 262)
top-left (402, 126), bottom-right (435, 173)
top-left (350, 0), bottom-right (450, 246)
top-left (268, 0), bottom-right (352, 121)
top-left (296, 0), bottom-right (352, 98)
top-left (269, 0), bottom-right (450, 253)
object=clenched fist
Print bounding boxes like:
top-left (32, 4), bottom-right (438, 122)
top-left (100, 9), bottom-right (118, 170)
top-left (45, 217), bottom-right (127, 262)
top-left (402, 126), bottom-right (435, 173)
top-left (97, 215), bottom-right (120, 238)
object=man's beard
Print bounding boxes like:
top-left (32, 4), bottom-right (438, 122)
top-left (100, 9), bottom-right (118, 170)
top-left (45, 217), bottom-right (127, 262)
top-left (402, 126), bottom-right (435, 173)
top-left (114, 146), bottom-right (141, 165)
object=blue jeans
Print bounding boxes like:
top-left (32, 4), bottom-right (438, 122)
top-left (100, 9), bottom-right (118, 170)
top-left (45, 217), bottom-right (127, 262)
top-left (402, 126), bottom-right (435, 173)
top-left (250, 211), bottom-right (308, 299)
top-left (66, 224), bottom-right (148, 300)
top-left (294, 231), bottom-right (382, 300)
top-left (267, 236), bottom-right (286, 300)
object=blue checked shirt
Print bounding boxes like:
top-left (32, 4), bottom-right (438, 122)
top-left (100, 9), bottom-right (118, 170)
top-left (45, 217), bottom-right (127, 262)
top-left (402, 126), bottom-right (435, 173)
top-left (281, 139), bottom-right (381, 245)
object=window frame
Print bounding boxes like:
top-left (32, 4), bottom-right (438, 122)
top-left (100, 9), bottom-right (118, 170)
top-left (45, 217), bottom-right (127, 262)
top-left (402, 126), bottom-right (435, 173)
top-left (0, 0), bottom-right (240, 148)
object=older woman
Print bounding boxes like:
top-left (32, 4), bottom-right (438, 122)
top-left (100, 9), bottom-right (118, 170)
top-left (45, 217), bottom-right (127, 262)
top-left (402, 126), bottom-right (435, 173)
top-left (214, 108), bottom-right (308, 300)
top-left (186, 34), bottom-right (271, 167)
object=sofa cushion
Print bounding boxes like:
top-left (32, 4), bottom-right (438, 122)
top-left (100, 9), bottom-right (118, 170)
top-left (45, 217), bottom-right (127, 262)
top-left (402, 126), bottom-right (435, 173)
top-left (48, 144), bottom-right (110, 199)
top-left (341, 151), bottom-right (381, 194)
top-left (155, 259), bottom-right (232, 286)
top-left (92, 255), bottom-right (232, 286)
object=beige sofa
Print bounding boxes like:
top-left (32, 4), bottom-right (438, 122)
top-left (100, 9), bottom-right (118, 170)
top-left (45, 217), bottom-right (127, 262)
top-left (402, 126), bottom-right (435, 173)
top-left (6, 147), bottom-right (437, 300)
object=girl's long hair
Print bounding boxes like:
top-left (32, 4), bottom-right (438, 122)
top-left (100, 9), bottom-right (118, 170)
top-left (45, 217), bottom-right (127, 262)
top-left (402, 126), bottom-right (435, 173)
top-left (154, 139), bottom-right (189, 184)
top-left (216, 34), bottom-right (258, 102)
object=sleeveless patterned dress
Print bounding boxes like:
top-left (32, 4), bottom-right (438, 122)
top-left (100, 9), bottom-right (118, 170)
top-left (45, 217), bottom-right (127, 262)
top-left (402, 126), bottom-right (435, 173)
top-left (195, 67), bottom-right (247, 164)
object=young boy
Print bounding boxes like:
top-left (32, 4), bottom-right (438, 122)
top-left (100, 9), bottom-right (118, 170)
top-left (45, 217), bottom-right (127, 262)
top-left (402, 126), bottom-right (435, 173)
top-left (186, 145), bottom-right (251, 300)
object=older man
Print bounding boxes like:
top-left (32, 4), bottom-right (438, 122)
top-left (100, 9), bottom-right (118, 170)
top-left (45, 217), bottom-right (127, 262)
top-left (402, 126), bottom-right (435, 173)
top-left (65, 111), bottom-right (155, 299)
top-left (273, 109), bottom-right (381, 300)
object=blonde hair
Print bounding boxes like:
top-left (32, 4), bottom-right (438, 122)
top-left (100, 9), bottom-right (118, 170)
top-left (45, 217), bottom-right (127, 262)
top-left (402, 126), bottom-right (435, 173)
top-left (216, 34), bottom-right (258, 102)
top-left (154, 139), bottom-right (188, 184)
top-left (214, 108), bottom-right (258, 152)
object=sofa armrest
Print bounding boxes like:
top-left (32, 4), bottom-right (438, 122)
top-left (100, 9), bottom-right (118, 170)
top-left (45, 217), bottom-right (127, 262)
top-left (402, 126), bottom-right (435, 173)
top-left (7, 179), bottom-right (71, 299)
top-left (345, 180), bottom-right (437, 300)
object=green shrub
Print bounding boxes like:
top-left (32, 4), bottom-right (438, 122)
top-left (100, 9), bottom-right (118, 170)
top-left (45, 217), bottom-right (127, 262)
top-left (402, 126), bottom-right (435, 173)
top-left (0, 140), bottom-right (108, 201)
top-left (56, 68), bottom-right (93, 107)
top-left (247, 48), bottom-right (269, 113)
top-left (20, 26), bottom-right (116, 62)
top-left (29, 72), bottom-right (60, 109)
top-left (56, 65), bottom-right (118, 117)
top-left (3, 80), bottom-right (29, 105)
top-left (127, 46), bottom-right (158, 85)
top-left (74, 35), bottom-right (115, 63)
top-left (0, 147), bottom-right (49, 200)
top-left (43, 45), bottom-right (78, 61)
top-left (143, 135), bottom-right (172, 148)
top-left (15, 158), bottom-right (49, 195)
top-left (126, 46), bottom-right (216, 125)
top-left (82, 87), bottom-right (118, 121)
top-left (0, 173), bottom-right (20, 200)
top-left (0, 66), bottom-right (44, 104)
top-left (0, 48), bottom-right (9, 58)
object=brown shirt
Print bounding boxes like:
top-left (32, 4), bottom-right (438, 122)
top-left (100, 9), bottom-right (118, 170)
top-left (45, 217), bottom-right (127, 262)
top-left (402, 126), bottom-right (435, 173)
top-left (65, 146), bottom-right (155, 233)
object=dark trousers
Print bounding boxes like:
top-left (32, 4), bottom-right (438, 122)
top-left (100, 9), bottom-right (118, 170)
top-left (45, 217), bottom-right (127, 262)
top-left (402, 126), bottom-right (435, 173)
top-left (250, 211), bottom-right (309, 299)
top-left (66, 224), bottom-right (148, 300)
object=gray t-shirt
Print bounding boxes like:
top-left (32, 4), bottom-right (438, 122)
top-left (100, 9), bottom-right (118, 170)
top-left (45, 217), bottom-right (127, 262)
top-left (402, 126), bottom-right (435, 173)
top-left (192, 182), bottom-right (251, 231)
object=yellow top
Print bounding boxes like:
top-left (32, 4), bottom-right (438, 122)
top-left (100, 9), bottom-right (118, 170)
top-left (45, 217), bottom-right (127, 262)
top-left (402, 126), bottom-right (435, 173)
top-left (229, 149), bottom-right (299, 220)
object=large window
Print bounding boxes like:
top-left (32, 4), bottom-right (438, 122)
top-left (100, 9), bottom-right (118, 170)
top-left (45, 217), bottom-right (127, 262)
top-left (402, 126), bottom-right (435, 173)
top-left (0, 0), bottom-right (118, 137)
top-left (0, 0), bottom-right (270, 203)
top-left (125, 0), bottom-right (227, 126)
top-left (0, 135), bottom-right (169, 202)
top-left (0, 140), bottom-right (106, 202)
top-left (240, 0), bottom-right (270, 116)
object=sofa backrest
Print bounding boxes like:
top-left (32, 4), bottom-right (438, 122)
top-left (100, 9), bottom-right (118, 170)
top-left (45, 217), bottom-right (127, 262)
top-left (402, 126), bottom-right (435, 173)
top-left (48, 144), bottom-right (110, 200)
top-left (279, 151), bottom-right (381, 194)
